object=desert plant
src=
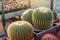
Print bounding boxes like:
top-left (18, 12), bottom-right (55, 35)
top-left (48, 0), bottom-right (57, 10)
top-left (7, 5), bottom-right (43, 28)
top-left (7, 21), bottom-right (33, 40)
top-left (32, 7), bottom-right (54, 30)
top-left (57, 31), bottom-right (60, 40)
top-left (41, 33), bottom-right (58, 40)
top-left (21, 9), bottom-right (33, 24)
top-left (53, 11), bottom-right (57, 20)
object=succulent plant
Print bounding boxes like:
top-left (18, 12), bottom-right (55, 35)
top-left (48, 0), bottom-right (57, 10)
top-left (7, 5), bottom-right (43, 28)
top-left (32, 7), bottom-right (54, 30)
top-left (57, 31), bottom-right (60, 40)
top-left (53, 11), bottom-right (57, 20)
top-left (41, 33), bottom-right (58, 40)
top-left (21, 9), bottom-right (33, 24)
top-left (7, 21), bottom-right (33, 40)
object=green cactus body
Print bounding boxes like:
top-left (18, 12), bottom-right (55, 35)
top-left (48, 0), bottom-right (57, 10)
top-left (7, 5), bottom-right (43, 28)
top-left (41, 34), bottom-right (58, 40)
top-left (53, 12), bottom-right (57, 20)
top-left (32, 7), bottom-right (54, 30)
top-left (21, 9), bottom-right (33, 24)
top-left (7, 21), bottom-right (33, 40)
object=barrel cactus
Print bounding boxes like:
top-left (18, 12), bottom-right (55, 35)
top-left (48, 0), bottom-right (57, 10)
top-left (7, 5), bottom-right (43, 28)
top-left (32, 7), bottom-right (54, 30)
top-left (41, 33), bottom-right (58, 40)
top-left (57, 31), bottom-right (60, 40)
top-left (21, 9), bottom-right (33, 24)
top-left (53, 11), bottom-right (57, 20)
top-left (7, 21), bottom-right (33, 40)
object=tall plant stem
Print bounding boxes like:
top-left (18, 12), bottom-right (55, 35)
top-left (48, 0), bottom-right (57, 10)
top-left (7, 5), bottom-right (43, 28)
top-left (2, 0), bottom-right (7, 36)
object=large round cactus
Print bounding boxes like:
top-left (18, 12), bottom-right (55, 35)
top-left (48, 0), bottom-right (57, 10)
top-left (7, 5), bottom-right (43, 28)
top-left (21, 9), bottom-right (33, 24)
top-left (32, 7), bottom-right (54, 30)
top-left (7, 21), bottom-right (33, 40)
top-left (41, 33), bottom-right (58, 40)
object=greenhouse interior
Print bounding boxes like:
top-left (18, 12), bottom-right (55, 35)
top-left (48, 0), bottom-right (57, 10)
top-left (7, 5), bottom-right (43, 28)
top-left (0, 0), bottom-right (60, 40)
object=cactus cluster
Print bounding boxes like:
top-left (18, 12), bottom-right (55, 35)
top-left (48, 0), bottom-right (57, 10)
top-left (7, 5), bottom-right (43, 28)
top-left (7, 21), bottom-right (33, 40)
top-left (21, 7), bottom-right (54, 30)
top-left (21, 9), bottom-right (33, 24)
top-left (41, 33), bottom-right (58, 40)
top-left (7, 7), bottom-right (57, 40)
top-left (32, 7), bottom-right (54, 30)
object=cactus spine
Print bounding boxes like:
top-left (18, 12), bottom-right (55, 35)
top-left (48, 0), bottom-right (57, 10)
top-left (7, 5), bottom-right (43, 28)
top-left (32, 7), bottom-right (54, 30)
top-left (7, 21), bottom-right (33, 40)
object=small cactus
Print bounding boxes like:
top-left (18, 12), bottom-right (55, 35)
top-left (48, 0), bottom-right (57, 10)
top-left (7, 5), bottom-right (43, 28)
top-left (53, 11), bottom-right (57, 20)
top-left (21, 9), bottom-right (33, 24)
top-left (41, 33), bottom-right (58, 40)
top-left (7, 21), bottom-right (33, 40)
top-left (32, 7), bottom-right (54, 30)
top-left (57, 31), bottom-right (60, 40)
